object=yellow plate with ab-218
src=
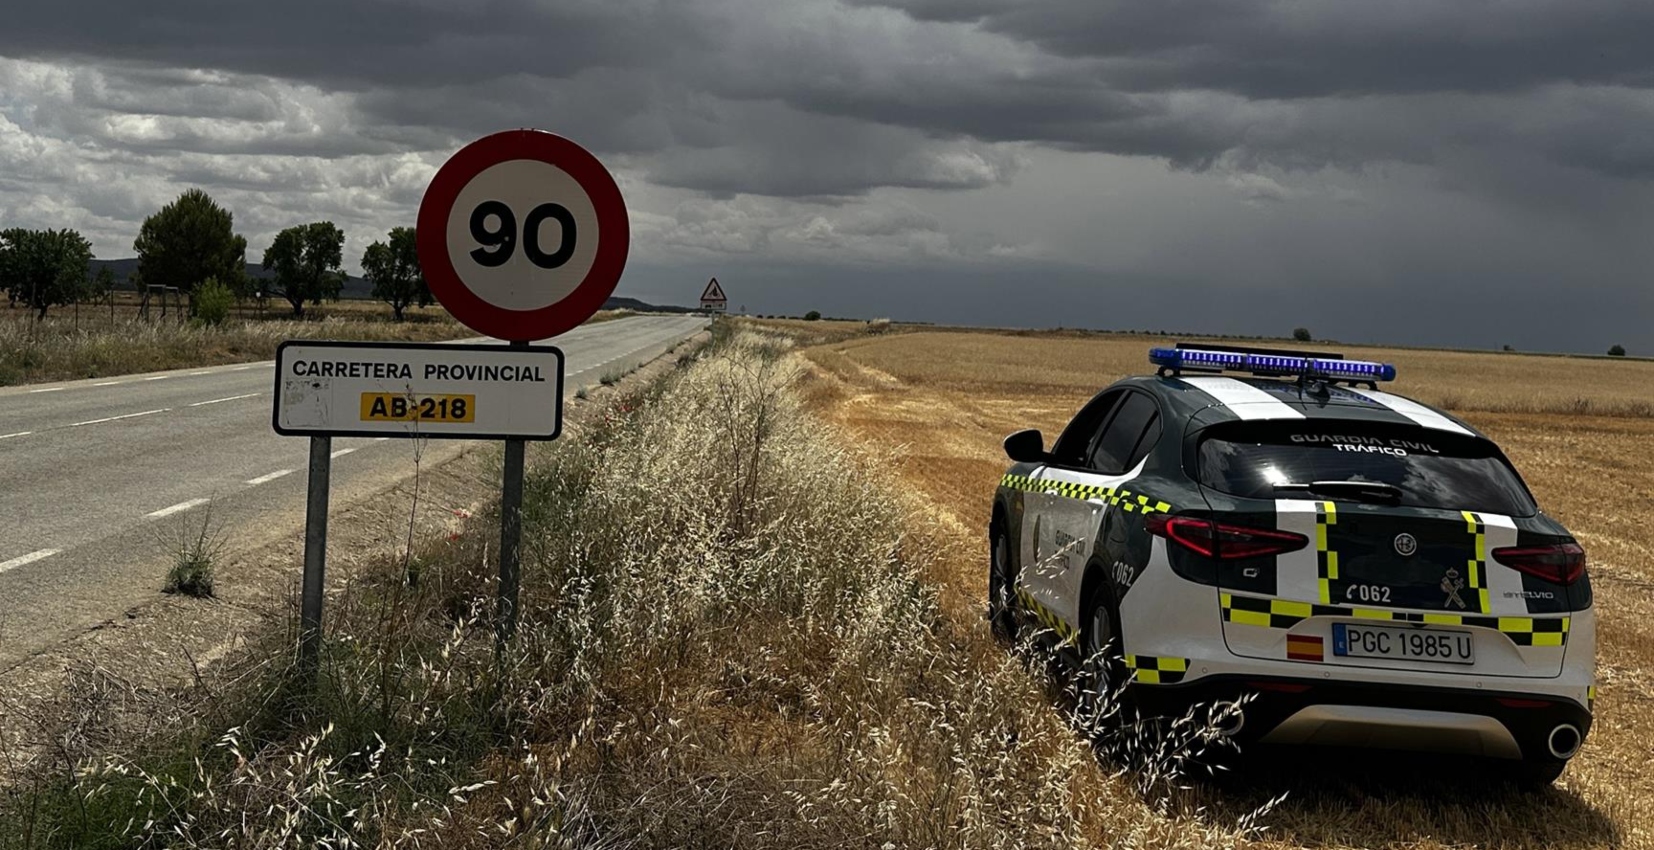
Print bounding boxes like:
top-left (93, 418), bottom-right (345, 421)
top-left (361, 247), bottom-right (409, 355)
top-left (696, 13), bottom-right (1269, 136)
top-left (360, 393), bottom-right (476, 423)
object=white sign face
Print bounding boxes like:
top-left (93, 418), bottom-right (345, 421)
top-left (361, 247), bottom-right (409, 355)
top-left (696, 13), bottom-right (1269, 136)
top-left (272, 342), bottom-right (564, 440)
top-left (443, 159), bottom-right (601, 312)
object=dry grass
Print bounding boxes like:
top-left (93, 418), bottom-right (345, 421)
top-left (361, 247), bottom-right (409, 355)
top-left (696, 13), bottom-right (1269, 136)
top-left (792, 326), bottom-right (1654, 850)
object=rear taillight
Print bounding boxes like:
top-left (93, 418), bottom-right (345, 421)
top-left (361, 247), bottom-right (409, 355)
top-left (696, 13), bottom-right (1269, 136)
top-left (1146, 515), bottom-right (1309, 560)
top-left (1492, 542), bottom-right (1586, 585)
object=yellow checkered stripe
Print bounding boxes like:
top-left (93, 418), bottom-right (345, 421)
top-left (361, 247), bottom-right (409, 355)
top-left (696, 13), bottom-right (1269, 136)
top-left (1014, 587), bottom-right (1078, 645)
top-left (1220, 592), bottom-right (1570, 646)
top-left (1317, 501), bottom-right (1339, 604)
top-left (1125, 654), bottom-right (1189, 685)
top-left (1462, 511), bottom-right (1492, 614)
top-left (999, 474), bottom-right (1172, 515)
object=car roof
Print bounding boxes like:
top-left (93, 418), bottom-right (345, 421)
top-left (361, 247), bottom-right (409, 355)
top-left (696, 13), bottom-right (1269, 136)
top-left (1114, 374), bottom-right (1488, 440)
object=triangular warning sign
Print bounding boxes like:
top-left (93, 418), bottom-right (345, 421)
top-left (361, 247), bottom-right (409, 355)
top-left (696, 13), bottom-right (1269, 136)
top-left (700, 277), bottom-right (727, 302)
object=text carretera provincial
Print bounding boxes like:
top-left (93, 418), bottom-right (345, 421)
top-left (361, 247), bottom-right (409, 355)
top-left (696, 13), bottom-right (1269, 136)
top-left (288, 360), bottom-right (548, 382)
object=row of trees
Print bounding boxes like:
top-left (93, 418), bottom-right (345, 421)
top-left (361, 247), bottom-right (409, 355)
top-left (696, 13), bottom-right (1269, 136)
top-left (0, 189), bottom-right (432, 321)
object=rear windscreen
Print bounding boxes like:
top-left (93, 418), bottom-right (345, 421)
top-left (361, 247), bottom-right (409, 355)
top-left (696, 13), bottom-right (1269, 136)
top-left (1196, 423), bottom-right (1537, 516)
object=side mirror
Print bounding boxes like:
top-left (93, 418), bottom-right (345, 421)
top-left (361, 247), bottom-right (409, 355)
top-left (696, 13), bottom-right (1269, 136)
top-left (1003, 429), bottom-right (1047, 463)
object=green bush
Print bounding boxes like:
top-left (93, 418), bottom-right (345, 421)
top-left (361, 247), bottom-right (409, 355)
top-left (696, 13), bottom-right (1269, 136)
top-left (1608, 344), bottom-right (1626, 357)
top-left (804, 310), bottom-right (821, 321)
top-left (1292, 327), bottom-right (1312, 342)
top-left (193, 277), bottom-right (235, 327)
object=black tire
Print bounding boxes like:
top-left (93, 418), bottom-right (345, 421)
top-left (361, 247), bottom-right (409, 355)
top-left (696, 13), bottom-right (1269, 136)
top-left (1514, 759), bottom-right (1566, 790)
top-left (1078, 580), bottom-right (1129, 705)
top-left (988, 528), bottom-right (1018, 644)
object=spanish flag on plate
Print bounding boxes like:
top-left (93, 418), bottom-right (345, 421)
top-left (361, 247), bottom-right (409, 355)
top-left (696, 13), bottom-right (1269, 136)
top-left (1287, 634), bottom-right (1324, 662)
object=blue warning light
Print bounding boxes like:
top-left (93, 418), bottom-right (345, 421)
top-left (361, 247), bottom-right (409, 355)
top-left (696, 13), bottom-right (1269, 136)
top-left (1150, 346), bottom-right (1397, 382)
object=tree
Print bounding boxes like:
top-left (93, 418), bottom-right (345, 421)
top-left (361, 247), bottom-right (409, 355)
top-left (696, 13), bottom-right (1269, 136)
top-left (194, 277), bottom-right (235, 326)
top-left (0, 228), bottom-right (94, 319)
top-left (263, 222), bottom-right (345, 318)
top-left (1608, 345), bottom-right (1626, 357)
top-left (804, 310), bottom-right (822, 321)
top-left (1292, 327), bottom-right (1312, 342)
top-left (361, 226), bottom-right (429, 321)
top-left (133, 189), bottom-right (248, 311)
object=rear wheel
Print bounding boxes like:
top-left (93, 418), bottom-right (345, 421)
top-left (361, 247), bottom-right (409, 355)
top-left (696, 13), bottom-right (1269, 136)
top-left (1078, 581), bottom-right (1128, 708)
top-left (988, 528), bottom-right (1018, 644)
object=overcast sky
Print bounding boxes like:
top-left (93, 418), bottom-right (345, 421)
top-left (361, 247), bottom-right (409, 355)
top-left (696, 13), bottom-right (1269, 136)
top-left (1, 0), bottom-right (1650, 353)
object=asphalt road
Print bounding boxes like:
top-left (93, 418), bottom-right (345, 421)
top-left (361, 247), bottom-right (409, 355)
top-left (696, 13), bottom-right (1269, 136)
top-left (0, 314), bottom-right (706, 669)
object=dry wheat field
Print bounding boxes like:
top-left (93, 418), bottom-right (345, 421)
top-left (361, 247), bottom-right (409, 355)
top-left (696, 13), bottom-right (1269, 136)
top-left (791, 323), bottom-right (1654, 850)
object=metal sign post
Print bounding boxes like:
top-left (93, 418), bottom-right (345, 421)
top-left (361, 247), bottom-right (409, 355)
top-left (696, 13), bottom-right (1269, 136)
top-left (497, 339), bottom-right (530, 646)
top-left (299, 436), bottom-right (331, 673)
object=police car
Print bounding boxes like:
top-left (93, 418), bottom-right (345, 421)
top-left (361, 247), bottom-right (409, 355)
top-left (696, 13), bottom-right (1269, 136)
top-left (987, 344), bottom-right (1594, 786)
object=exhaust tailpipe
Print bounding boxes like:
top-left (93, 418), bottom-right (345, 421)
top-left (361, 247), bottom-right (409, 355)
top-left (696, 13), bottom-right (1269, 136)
top-left (1547, 724), bottom-right (1582, 760)
top-left (1214, 701), bottom-right (1246, 738)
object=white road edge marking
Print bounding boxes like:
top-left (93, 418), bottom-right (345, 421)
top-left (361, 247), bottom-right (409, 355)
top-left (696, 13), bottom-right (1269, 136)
top-left (188, 393), bottom-right (261, 407)
top-left (330, 447), bottom-right (357, 459)
top-left (247, 469), bottom-right (295, 485)
top-left (147, 498), bottom-right (210, 519)
top-left (190, 370), bottom-right (213, 376)
top-left (70, 408), bottom-right (169, 427)
top-left (229, 365), bottom-right (257, 371)
top-left (143, 375), bottom-right (171, 381)
top-left (0, 431), bottom-right (31, 440)
top-left (92, 381), bottom-right (124, 387)
top-left (0, 549), bottom-right (60, 574)
top-left (373, 437), bottom-right (389, 442)
top-left (28, 387), bottom-right (64, 393)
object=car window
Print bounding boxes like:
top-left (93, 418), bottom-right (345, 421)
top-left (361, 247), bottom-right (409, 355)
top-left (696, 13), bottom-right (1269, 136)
top-left (1127, 414), bottom-right (1162, 470)
top-left (1051, 389), bottom-right (1124, 466)
top-left (1196, 422), bottom-right (1536, 515)
top-left (1087, 391), bottom-right (1158, 474)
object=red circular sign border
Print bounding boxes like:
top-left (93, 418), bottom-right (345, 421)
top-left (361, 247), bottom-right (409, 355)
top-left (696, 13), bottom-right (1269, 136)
top-left (417, 130), bottom-right (629, 341)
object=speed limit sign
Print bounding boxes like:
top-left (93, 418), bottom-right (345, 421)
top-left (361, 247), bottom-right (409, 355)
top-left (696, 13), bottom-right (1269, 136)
top-left (417, 130), bottom-right (630, 340)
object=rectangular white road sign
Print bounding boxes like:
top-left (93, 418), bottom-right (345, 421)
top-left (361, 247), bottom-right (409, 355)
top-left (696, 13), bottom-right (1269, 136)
top-left (272, 341), bottom-right (564, 440)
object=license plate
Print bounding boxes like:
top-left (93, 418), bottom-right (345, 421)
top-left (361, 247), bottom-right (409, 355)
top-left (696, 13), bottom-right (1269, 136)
top-left (360, 393), bottom-right (476, 423)
top-left (1332, 623), bottom-right (1474, 665)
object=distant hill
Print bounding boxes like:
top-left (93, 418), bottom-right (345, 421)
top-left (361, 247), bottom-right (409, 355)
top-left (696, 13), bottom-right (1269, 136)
top-left (88, 258), bottom-right (691, 313)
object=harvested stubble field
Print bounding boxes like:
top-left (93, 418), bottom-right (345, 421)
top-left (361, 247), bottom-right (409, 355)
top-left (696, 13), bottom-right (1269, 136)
top-left (791, 324), bottom-right (1654, 850)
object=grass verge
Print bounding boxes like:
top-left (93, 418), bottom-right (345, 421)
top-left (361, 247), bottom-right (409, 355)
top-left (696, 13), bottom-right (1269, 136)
top-left (0, 328), bottom-right (1252, 848)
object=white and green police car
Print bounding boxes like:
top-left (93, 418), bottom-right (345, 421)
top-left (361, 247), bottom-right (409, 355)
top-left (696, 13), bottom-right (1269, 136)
top-left (988, 344), bottom-right (1594, 786)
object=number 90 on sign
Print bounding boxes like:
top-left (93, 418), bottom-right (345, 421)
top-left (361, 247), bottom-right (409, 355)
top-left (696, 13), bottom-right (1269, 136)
top-left (361, 393), bottom-right (476, 424)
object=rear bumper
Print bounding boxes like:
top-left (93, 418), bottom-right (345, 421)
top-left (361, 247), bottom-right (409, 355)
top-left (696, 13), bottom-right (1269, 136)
top-left (1135, 675), bottom-right (1591, 762)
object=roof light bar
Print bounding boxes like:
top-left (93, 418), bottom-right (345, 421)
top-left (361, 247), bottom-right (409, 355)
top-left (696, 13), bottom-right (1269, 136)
top-left (1150, 346), bottom-right (1397, 382)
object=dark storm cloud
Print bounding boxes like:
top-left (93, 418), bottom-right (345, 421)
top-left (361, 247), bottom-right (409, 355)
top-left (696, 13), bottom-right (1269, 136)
top-left (8, 0), bottom-right (1652, 193)
top-left (863, 0), bottom-right (1654, 98)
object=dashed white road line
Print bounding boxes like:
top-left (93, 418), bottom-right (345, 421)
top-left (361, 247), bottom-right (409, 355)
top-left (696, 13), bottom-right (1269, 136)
top-left (147, 498), bottom-right (210, 519)
top-left (92, 381), bottom-right (124, 387)
top-left (229, 365), bottom-right (258, 371)
top-left (247, 469), bottom-right (295, 485)
top-left (372, 437), bottom-right (389, 442)
top-left (188, 393), bottom-right (261, 407)
top-left (0, 549), bottom-right (60, 574)
top-left (190, 370), bottom-right (213, 376)
top-left (143, 375), bottom-right (171, 381)
top-left (330, 447), bottom-right (357, 459)
top-left (28, 387), bottom-right (64, 394)
top-left (70, 408), bottom-right (169, 427)
top-left (0, 431), bottom-right (31, 440)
